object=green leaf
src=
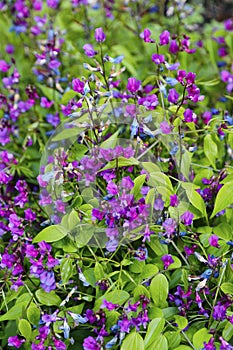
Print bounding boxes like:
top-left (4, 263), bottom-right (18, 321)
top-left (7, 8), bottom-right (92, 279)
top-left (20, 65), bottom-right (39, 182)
top-left (27, 305), bottom-right (40, 325)
top-left (173, 346), bottom-right (193, 350)
top-left (67, 210), bottom-right (80, 230)
top-left (182, 182), bottom-right (207, 219)
top-left (149, 236), bottom-right (168, 256)
top-left (71, 224), bottom-right (95, 247)
top-left (35, 289), bottom-right (61, 306)
top-left (174, 315), bottom-right (188, 330)
top-left (60, 258), bottom-right (74, 284)
top-left (211, 181), bottom-right (233, 218)
top-left (223, 321), bottom-right (233, 341)
top-left (52, 127), bottom-right (82, 141)
top-left (204, 134), bottom-right (218, 169)
top-left (192, 328), bottom-right (212, 350)
top-left (146, 335), bottom-right (168, 350)
top-left (100, 130), bottom-right (120, 149)
top-left (176, 149), bottom-right (192, 180)
top-left (61, 90), bottom-right (78, 104)
top-left (0, 299), bottom-right (30, 321)
top-left (122, 332), bottom-right (145, 350)
top-left (133, 285), bottom-right (150, 300)
top-left (99, 157), bottom-right (139, 171)
top-left (144, 318), bottom-right (165, 349)
top-left (150, 274), bottom-right (169, 307)
top-left (139, 264), bottom-right (159, 281)
top-left (220, 282), bottom-right (233, 295)
top-left (164, 331), bottom-right (181, 349)
top-left (18, 319), bottom-right (31, 340)
top-left (131, 174), bottom-right (146, 200)
top-left (147, 172), bottom-right (173, 192)
top-left (95, 290), bottom-right (129, 310)
top-left (33, 225), bottom-right (68, 243)
top-left (142, 162), bottom-right (161, 174)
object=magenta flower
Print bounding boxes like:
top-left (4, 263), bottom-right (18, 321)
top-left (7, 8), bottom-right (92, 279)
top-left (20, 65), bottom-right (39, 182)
top-left (224, 18), bottom-right (233, 31)
top-left (169, 39), bottom-right (179, 54)
top-left (162, 218), bottom-right (177, 237)
top-left (161, 254), bottom-right (174, 269)
top-left (106, 181), bottom-right (118, 195)
top-left (160, 121), bottom-right (172, 134)
top-left (203, 337), bottom-right (216, 350)
top-left (138, 94), bottom-right (158, 110)
top-left (83, 43), bottom-right (97, 57)
top-left (72, 78), bottom-right (85, 93)
top-left (151, 53), bottom-right (165, 64)
top-left (8, 336), bottom-right (25, 348)
top-left (159, 30), bottom-right (170, 45)
top-left (0, 59), bottom-right (10, 72)
top-left (40, 97), bottom-right (53, 108)
top-left (180, 211), bottom-right (194, 226)
top-left (168, 88), bottom-right (179, 104)
top-left (101, 299), bottom-right (119, 310)
top-left (47, 0), bottom-right (60, 9)
top-left (95, 27), bottom-right (106, 42)
top-left (126, 77), bottom-right (141, 93)
top-left (177, 69), bottom-right (187, 84)
top-left (5, 44), bottom-right (14, 54)
top-left (170, 194), bottom-right (179, 207)
top-left (209, 234), bottom-right (219, 248)
top-left (183, 108), bottom-right (194, 122)
top-left (140, 28), bottom-right (154, 42)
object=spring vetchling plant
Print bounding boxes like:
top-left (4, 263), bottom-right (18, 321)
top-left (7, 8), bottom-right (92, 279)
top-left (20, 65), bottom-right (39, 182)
top-left (0, 1), bottom-right (233, 349)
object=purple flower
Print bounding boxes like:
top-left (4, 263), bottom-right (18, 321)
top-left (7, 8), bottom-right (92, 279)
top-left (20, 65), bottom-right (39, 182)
top-left (219, 337), bottom-right (233, 350)
top-left (183, 108), bottom-right (194, 122)
top-left (140, 28), bottom-right (154, 42)
top-left (180, 211), bottom-right (194, 226)
top-left (168, 88), bottom-right (179, 104)
top-left (83, 43), bottom-right (97, 57)
top-left (40, 97), bottom-right (53, 108)
top-left (40, 270), bottom-right (56, 292)
top-left (0, 60), bottom-right (10, 72)
top-left (121, 176), bottom-right (134, 189)
top-left (53, 338), bottom-right (66, 350)
top-left (8, 336), bottom-right (25, 348)
top-left (154, 197), bottom-right (164, 210)
top-left (170, 194), bottom-right (179, 207)
top-left (47, 0), bottom-right (60, 8)
top-left (162, 218), bottom-right (177, 237)
top-left (203, 337), bottom-right (216, 350)
top-left (161, 254), bottom-right (174, 269)
top-left (118, 317), bottom-right (131, 333)
top-left (209, 234), bottom-right (219, 248)
top-left (160, 121), bottom-right (172, 134)
top-left (46, 112), bottom-right (60, 127)
top-left (142, 224), bottom-right (153, 242)
top-left (213, 302), bottom-right (227, 321)
top-left (95, 27), bottom-right (106, 42)
top-left (159, 30), bottom-right (170, 45)
top-left (83, 336), bottom-right (101, 350)
top-left (151, 53), bottom-right (165, 64)
top-left (106, 239), bottom-right (119, 252)
top-left (169, 40), bottom-right (179, 54)
top-left (5, 44), bottom-right (14, 54)
top-left (72, 78), bottom-right (85, 93)
top-left (126, 77), bottom-right (141, 93)
top-left (106, 181), bottom-right (118, 195)
top-left (185, 72), bottom-right (196, 85)
top-left (138, 94), bottom-right (158, 110)
top-left (134, 246), bottom-right (148, 260)
top-left (224, 19), bottom-right (233, 31)
top-left (101, 299), bottom-right (119, 310)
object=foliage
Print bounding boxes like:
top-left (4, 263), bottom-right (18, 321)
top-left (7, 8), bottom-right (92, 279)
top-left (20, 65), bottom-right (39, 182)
top-left (0, 1), bottom-right (233, 350)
